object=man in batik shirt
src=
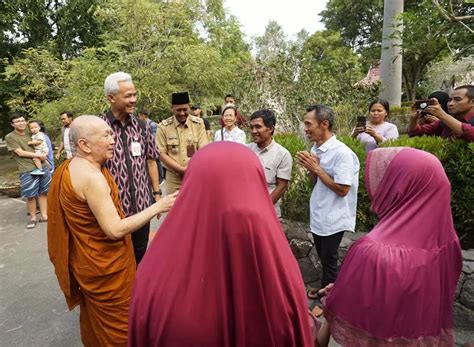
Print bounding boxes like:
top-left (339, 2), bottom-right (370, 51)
top-left (101, 71), bottom-right (161, 265)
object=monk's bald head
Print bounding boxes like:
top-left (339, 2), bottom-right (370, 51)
top-left (71, 115), bottom-right (108, 146)
top-left (70, 115), bottom-right (115, 163)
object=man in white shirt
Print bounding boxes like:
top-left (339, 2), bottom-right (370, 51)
top-left (55, 111), bottom-right (75, 160)
top-left (296, 104), bottom-right (359, 289)
top-left (248, 109), bottom-right (292, 218)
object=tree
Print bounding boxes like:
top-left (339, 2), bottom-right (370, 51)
top-left (4, 48), bottom-right (68, 116)
top-left (321, 0), bottom-right (473, 100)
top-left (419, 55), bottom-right (474, 96)
top-left (379, 0), bottom-right (403, 106)
top-left (235, 26), bottom-right (367, 133)
top-left (1, 0), bottom-right (105, 136)
top-left (320, 0), bottom-right (383, 67)
top-left (431, 0), bottom-right (474, 33)
top-left (254, 21), bottom-right (288, 64)
top-left (2, 0), bottom-right (252, 136)
top-left (2, 0), bottom-right (105, 58)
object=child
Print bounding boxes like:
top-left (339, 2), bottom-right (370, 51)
top-left (27, 120), bottom-right (49, 175)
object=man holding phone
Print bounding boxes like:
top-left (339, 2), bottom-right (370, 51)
top-left (408, 85), bottom-right (474, 142)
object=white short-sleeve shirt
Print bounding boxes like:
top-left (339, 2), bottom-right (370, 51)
top-left (248, 140), bottom-right (292, 217)
top-left (63, 127), bottom-right (73, 159)
top-left (310, 135), bottom-right (359, 236)
top-left (213, 126), bottom-right (246, 144)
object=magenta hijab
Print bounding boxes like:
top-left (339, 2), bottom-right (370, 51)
top-left (128, 142), bottom-right (313, 347)
top-left (324, 147), bottom-right (462, 345)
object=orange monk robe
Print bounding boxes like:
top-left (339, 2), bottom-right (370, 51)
top-left (47, 160), bottom-right (136, 347)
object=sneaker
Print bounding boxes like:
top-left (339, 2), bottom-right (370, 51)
top-left (30, 169), bottom-right (45, 176)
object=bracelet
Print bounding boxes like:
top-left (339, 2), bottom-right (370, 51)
top-left (152, 190), bottom-right (162, 196)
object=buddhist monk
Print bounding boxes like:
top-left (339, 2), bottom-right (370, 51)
top-left (47, 115), bottom-right (176, 346)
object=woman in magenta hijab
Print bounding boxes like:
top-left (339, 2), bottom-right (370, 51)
top-left (324, 147), bottom-right (462, 345)
top-left (128, 142), bottom-right (315, 347)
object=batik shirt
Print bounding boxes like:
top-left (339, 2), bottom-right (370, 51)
top-left (101, 110), bottom-right (159, 216)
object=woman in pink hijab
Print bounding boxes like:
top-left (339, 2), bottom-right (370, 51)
top-left (128, 142), bottom-right (317, 347)
top-left (324, 147), bottom-right (462, 345)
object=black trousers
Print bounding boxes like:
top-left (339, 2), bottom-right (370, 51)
top-left (131, 221), bottom-right (150, 266)
top-left (312, 231), bottom-right (345, 288)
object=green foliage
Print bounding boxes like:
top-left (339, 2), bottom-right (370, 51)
top-left (418, 55), bottom-right (474, 96)
top-left (1, 0), bottom-right (252, 138)
top-left (321, 0), bottom-right (473, 100)
top-left (274, 133), bottom-right (312, 222)
top-left (276, 133), bottom-right (473, 248)
top-left (321, 0), bottom-right (383, 68)
top-left (390, 106), bottom-right (411, 116)
top-left (235, 28), bottom-right (367, 133)
top-left (4, 48), bottom-right (68, 115)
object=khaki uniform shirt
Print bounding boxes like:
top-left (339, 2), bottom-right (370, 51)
top-left (156, 115), bottom-right (208, 192)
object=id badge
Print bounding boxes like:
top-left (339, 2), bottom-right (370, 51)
top-left (131, 141), bottom-right (142, 156)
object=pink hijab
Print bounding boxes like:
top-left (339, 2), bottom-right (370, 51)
top-left (128, 142), bottom-right (313, 347)
top-left (324, 147), bottom-right (462, 345)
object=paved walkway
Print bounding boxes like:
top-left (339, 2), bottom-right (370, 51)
top-left (0, 196), bottom-right (81, 346)
top-left (6, 194), bottom-right (469, 346)
top-left (0, 194), bottom-right (164, 346)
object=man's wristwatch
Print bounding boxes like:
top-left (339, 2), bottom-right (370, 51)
top-left (152, 189), bottom-right (162, 196)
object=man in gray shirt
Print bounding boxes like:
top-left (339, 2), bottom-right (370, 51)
top-left (248, 109), bottom-right (292, 218)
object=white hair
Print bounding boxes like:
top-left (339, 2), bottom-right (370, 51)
top-left (104, 72), bottom-right (133, 97)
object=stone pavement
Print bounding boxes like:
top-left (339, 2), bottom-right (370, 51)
top-left (2, 194), bottom-right (472, 346)
top-left (0, 195), bottom-right (164, 347)
top-left (0, 195), bottom-right (81, 346)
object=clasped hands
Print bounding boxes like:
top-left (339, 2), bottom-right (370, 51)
top-left (296, 151), bottom-right (320, 173)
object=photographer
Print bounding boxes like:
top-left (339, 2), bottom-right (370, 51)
top-left (417, 91), bottom-right (448, 125)
top-left (351, 99), bottom-right (399, 152)
top-left (408, 85), bottom-right (474, 142)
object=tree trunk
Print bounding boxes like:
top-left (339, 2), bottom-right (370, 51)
top-left (380, 0), bottom-right (404, 106)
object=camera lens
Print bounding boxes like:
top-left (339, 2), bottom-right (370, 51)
top-left (420, 102), bottom-right (428, 109)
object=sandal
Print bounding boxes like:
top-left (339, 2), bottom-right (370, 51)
top-left (39, 218), bottom-right (48, 223)
top-left (26, 220), bottom-right (37, 229)
top-left (307, 288), bottom-right (319, 300)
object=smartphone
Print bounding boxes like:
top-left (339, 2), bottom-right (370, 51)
top-left (356, 116), bottom-right (366, 128)
top-left (414, 99), bottom-right (435, 110)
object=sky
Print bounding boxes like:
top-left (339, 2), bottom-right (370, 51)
top-left (223, 0), bottom-right (327, 39)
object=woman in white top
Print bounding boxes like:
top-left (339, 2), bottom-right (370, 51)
top-left (352, 99), bottom-right (399, 152)
top-left (214, 104), bottom-right (246, 144)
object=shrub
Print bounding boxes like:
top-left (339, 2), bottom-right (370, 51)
top-left (390, 106), bottom-right (411, 116)
top-left (275, 133), bottom-right (473, 249)
top-left (274, 133), bottom-right (313, 222)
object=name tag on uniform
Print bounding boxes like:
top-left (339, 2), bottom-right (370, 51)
top-left (131, 141), bottom-right (142, 156)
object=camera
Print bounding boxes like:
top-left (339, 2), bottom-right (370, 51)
top-left (414, 99), bottom-right (435, 110)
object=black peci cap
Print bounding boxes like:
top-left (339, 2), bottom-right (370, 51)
top-left (171, 92), bottom-right (190, 105)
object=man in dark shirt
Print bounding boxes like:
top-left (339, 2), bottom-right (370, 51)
top-left (138, 109), bottom-right (164, 183)
top-left (101, 72), bottom-right (161, 265)
top-left (408, 85), bottom-right (474, 142)
top-left (191, 104), bottom-right (211, 140)
top-left (224, 94), bottom-right (247, 128)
